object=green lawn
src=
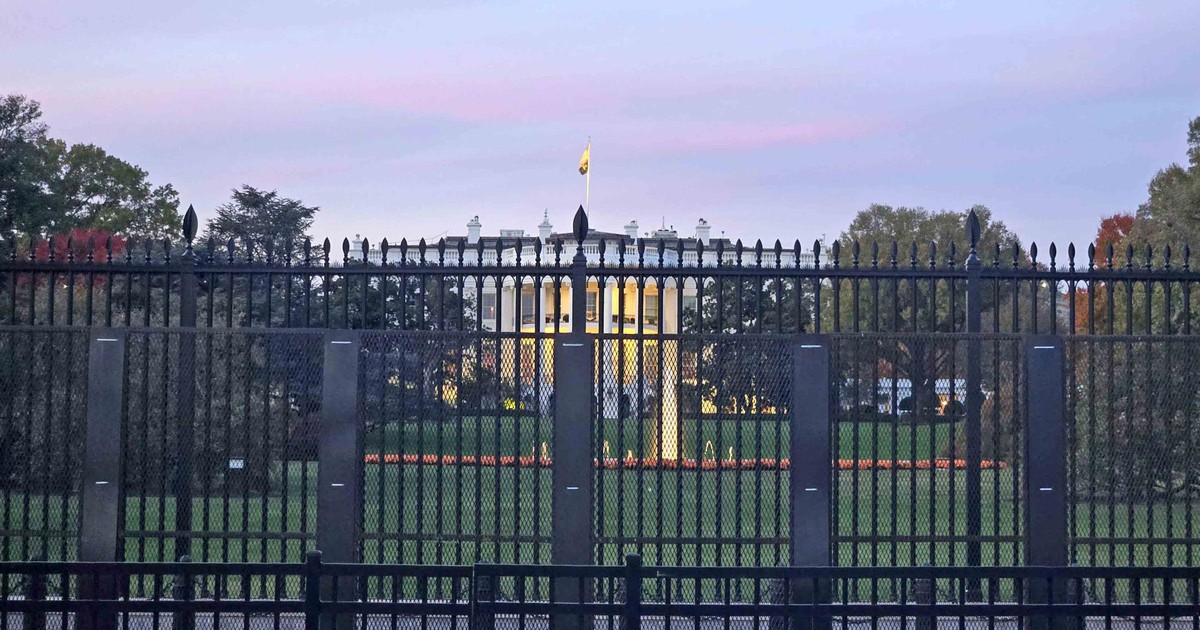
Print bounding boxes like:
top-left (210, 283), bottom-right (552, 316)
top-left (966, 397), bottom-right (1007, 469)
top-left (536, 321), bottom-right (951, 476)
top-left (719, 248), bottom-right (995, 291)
top-left (3, 466), bottom-right (1196, 572)
top-left (365, 416), bottom-right (952, 461)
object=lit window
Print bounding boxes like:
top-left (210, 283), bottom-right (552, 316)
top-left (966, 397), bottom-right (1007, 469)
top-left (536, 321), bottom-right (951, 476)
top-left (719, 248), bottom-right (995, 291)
top-left (481, 293), bottom-right (497, 320)
top-left (586, 290), bottom-right (599, 322)
top-left (521, 289), bottom-right (535, 325)
top-left (644, 294), bottom-right (659, 326)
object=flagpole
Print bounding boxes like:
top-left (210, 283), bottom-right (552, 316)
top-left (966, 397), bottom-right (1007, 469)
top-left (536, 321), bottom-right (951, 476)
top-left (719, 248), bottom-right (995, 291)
top-left (585, 139), bottom-right (591, 213)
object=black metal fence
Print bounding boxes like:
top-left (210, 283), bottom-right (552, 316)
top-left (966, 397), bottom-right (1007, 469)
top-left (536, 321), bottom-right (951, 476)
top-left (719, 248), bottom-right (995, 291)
top-left (1, 208), bottom-right (1199, 572)
top-left (1, 554), bottom-right (1197, 630)
top-left (2, 208), bottom-right (1198, 336)
top-left (3, 326), bottom-right (1197, 573)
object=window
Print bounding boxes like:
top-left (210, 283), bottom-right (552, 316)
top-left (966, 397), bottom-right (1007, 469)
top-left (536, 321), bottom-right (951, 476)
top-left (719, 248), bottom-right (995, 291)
top-left (586, 290), bottom-right (599, 322)
top-left (481, 293), bottom-right (497, 321)
top-left (521, 289), bottom-right (535, 325)
top-left (682, 294), bottom-right (698, 315)
top-left (644, 294), bottom-right (660, 326)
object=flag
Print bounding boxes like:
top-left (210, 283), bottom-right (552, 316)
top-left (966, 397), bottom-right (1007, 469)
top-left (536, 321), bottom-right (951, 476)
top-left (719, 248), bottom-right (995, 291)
top-left (579, 142), bottom-right (590, 175)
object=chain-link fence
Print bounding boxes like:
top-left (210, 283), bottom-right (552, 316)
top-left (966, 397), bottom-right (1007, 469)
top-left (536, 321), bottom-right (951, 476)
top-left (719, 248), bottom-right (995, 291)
top-left (2, 327), bottom-right (1199, 574)
top-left (359, 331), bottom-right (553, 568)
top-left (594, 335), bottom-right (792, 571)
top-left (0, 328), bottom-right (88, 562)
top-left (1066, 336), bottom-right (1200, 568)
top-left (118, 329), bottom-right (322, 571)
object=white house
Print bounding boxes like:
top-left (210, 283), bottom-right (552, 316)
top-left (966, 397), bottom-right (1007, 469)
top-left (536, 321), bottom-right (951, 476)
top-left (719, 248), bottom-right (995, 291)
top-left (350, 212), bottom-right (826, 335)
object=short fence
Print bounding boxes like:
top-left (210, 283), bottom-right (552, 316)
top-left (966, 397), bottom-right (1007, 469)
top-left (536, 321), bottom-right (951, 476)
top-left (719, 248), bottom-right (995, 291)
top-left (1, 554), bottom-right (1197, 630)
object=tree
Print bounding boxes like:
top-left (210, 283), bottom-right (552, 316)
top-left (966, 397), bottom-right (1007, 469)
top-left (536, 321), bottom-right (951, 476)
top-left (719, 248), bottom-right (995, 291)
top-left (0, 94), bottom-right (180, 240)
top-left (1073, 214), bottom-right (1134, 333)
top-left (203, 185), bottom-right (318, 259)
top-left (1105, 114), bottom-right (1200, 334)
top-left (833, 205), bottom-right (1031, 430)
top-left (0, 95), bottom-right (57, 237)
top-left (678, 243), bottom-right (811, 421)
top-left (47, 141), bottom-right (181, 240)
top-left (1129, 115), bottom-right (1200, 249)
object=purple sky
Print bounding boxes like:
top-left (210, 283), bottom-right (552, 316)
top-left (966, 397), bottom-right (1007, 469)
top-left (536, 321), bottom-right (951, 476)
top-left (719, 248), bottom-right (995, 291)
top-left (5, 0), bottom-right (1199, 251)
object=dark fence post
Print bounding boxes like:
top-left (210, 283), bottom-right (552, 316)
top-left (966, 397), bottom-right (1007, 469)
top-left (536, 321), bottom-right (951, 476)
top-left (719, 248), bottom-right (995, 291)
top-left (318, 330), bottom-right (361, 630)
top-left (172, 555), bottom-right (194, 630)
top-left (1024, 336), bottom-right (1068, 630)
top-left (790, 335), bottom-right (831, 630)
top-left (552, 332), bottom-right (595, 630)
top-left (622, 554), bottom-right (642, 630)
top-left (472, 564), bottom-right (496, 630)
top-left (304, 550), bottom-right (323, 630)
top-left (914, 566), bottom-right (934, 630)
top-left (79, 329), bottom-right (126, 630)
top-left (173, 244), bottom-right (197, 560)
top-left (964, 211), bottom-right (983, 598)
top-left (551, 206), bottom-right (595, 630)
top-left (23, 554), bottom-right (45, 630)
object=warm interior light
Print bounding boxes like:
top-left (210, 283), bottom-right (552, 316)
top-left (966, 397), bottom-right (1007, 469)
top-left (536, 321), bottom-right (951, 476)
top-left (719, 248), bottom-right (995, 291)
top-left (660, 366), bottom-right (679, 460)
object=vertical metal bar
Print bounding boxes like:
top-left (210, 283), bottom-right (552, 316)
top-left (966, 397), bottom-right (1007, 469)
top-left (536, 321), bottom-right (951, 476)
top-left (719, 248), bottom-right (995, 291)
top-left (623, 554), bottom-right (642, 630)
top-left (318, 330), bottom-right (361, 630)
top-left (791, 336), bottom-right (831, 630)
top-left (553, 333), bottom-right (595, 630)
top-left (1025, 336), bottom-right (1068, 630)
top-left (79, 329), bottom-right (126, 630)
top-left (173, 257), bottom-right (197, 560)
top-left (304, 550), bottom-right (322, 630)
top-left (964, 219), bottom-right (983, 596)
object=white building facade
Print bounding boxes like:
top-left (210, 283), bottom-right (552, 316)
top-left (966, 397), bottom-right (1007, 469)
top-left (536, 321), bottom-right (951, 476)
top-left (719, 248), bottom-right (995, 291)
top-left (350, 213), bottom-right (825, 335)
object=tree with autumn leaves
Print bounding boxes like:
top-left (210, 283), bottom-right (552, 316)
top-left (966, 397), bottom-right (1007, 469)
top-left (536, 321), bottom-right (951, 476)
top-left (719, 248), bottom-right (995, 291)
top-left (1067, 116), bottom-right (1200, 501)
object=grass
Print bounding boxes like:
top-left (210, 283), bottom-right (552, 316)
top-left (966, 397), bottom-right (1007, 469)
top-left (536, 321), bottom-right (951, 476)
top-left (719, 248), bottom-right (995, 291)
top-left (3, 466), bottom-right (1197, 571)
top-left (1, 415), bottom-right (1193, 576)
top-left (364, 416), bottom-right (953, 461)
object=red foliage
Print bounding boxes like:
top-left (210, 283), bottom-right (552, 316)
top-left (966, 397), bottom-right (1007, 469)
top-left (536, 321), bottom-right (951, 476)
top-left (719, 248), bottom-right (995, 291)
top-left (1075, 214), bottom-right (1135, 332)
top-left (32, 228), bottom-right (126, 263)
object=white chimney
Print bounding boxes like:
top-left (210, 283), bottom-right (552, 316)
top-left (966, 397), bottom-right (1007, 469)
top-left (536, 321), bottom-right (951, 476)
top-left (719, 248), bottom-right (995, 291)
top-left (538, 210), bottom-right (553, 242)
top-left (695, 218), bottom-right (711, 246)
top-left (624, 220), bottom-right (639, 239)
top-left (467, 216), bottom-right (482, 244)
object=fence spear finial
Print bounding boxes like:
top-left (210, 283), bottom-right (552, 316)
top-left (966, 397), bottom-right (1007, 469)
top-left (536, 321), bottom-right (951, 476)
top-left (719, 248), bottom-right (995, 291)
top-left (572, 205), bottom-right (588, 248)
top-left (967, 209), bottom-right (980, 255)
top-left (182, 205), bottom-right (198, 258)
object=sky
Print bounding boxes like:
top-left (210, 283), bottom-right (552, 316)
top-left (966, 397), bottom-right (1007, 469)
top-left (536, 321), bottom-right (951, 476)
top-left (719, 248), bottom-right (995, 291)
top-left (4, 0), bottom-right (1199, 252)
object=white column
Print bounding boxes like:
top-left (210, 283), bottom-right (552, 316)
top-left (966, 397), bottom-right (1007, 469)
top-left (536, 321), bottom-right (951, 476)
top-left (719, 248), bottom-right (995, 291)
top-left (500, 283), bottom-right (515, 332)
top-left (601, 281), bottom-right (617, 419)
top-left (664, 279), bottom-right (679, 334)
top-left (602, 281), bottom-right (614, 334)
top-left (539, 281), bottom-right (549, 332)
